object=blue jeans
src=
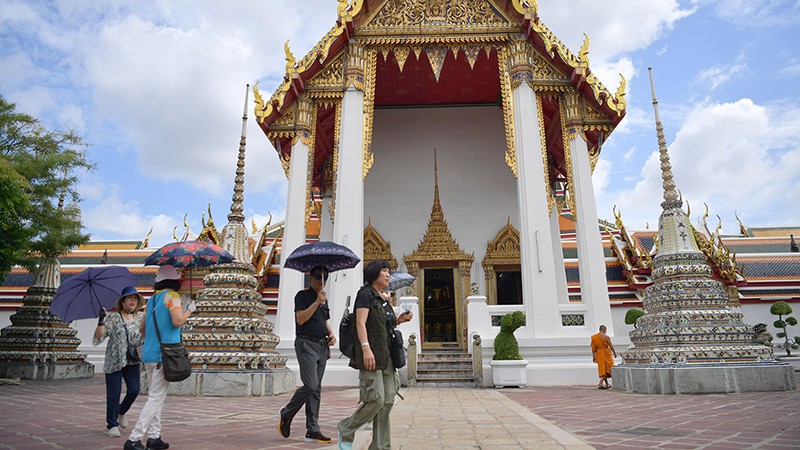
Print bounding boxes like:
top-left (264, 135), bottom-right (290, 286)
top-left (105, 364), bottom-right (141, 429)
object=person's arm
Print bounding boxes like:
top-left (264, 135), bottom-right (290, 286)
top-left (591, 338), bottom-right (597, 363)
top-left (326, 320), bottom-right (337, 346)
top-left (295, 290), bottom-right (326, 325)
top-left (606, 335), bottom-right (617, 357)
top-left (93, 309), bottom-right (109, 342)
top-left (356, 307), bottom-right (374, 371)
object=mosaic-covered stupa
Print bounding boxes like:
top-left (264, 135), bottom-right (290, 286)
top-left (0, 259), bottom-right (94, 380)
top-left (175, 85), bottom-right (292, 396)
top-left (613, 69), bottom-right (794, 393)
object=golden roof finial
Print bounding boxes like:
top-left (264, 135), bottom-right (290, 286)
top-left (142, 225), bottom-right (153, 248)
top-left (578, 33), bottom-right (590, 68)
top-left (265, 211), bottom-right (272, 228)
top-left (172, 226), bottom-right (179, 242)
top-left (337, 0), bottom-right (350, 19)
top-left (253, 82), bottom-right (271, 124)
top-left (734, 210), bottom-right (747, 236)
top-left (207, 200), bottom-right (214, 224)
top-left (611, 73), bottom-right (627, 115)
top-left (183, 213), bottom-right (192, 239)
top-left (284, 40), bottom-right (297, 74)
top-left (686, 200), bottom-right (691, 219)
top-left (251, 217), bottom-right (258, 234)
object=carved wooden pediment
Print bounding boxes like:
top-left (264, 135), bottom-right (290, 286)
top-left (365, 0), bottom-right (511, 29)
top-left (482, 218), bottom-right (520, 305)
top-left (364, 219), bottom-right (398, 270)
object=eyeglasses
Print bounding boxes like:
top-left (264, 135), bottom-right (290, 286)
top-left (310, 273), bottom-right (328, 280)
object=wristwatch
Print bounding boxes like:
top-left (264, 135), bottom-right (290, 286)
top-left (360, 342), bottom-right (370, 347)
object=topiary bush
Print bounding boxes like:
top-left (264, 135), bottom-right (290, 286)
top-left (770, 301), bottom-right (800, 357)
top-left (625, 308), bottom-right (645, 329)
top-left (493, 311), bottom-right (525, 360)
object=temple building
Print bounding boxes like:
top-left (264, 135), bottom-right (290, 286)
top-left (2, 0), bottom-right (799, 386)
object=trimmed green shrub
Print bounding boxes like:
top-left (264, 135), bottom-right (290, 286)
top-left (771, 301), bottom-right (800, 357)
top-left (625, 308), bottom-right (645, 329)
top-left (493, 311), bottom-right (525, 360)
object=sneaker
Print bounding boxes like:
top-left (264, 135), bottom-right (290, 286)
top-left (338, 431), bottom-right (352, 450)
top-left (278, 411), bottom-right (291, 438)
top-left (146, 436), bottom-right (170, 449)
top-left (118, 414), bottom-right (128, 428)
top-left (106, 426), bottom-right (121, 438)
top-left (123, 440), bottom-right (146, 450)
top-left (304, 431), bottom-right (332, 443)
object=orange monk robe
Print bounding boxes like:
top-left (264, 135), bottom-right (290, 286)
top-left (591, 333), bottom-right (614, 378)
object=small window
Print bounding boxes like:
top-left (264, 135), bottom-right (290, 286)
top-left (496, 270), bottom-right (522, 305)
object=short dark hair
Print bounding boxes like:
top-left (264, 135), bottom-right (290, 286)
top-left (364, 259), bottom-right (391, 284)
top-left (154, 279), bottom-right (181, 292)
top-left (310, 265), bottom-right (329, 277)
top-left (599, 324), bottom-right (607, 332)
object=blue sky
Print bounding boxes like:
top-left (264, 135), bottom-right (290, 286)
top-left (1, 0), bottom-right (799, 247)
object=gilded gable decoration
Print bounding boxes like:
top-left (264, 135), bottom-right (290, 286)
top-left (482, 218), bottom-right (521, 305)
top-left (498, 45), bottom-right (518, 178)
top-left (363, 218), bottom-right (398, 271)
top-left (362, 47), bottom-right (377, 179)
top-left (367, 0), bottom-right (509, 29)
top-left (392, 47), bottom-right (411, 72)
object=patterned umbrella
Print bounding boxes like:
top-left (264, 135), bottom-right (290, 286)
top-left (49, 266), bottom-right (138, 322)
top-left (389, 271), bottom-right (416, 292)
top-left (144, 240), bottom-right (235, 268)
top-left (283, 241), bottom-right (360, 273)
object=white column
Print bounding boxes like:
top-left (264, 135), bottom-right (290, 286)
top-left (513, 82), bottom-right (561, 338)
top-left (549, 203), bottom-right (570, 304)
top-left (275, 139), bottom-right (310, 341)
top-left (569, 133), bottom-right (614, 335)
top-left (329, 87), bottom-right (365, 331)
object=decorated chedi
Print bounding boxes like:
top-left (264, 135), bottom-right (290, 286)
top-left (613, 69), bottom-right (794, 393)
top-left (0, 259), bottom-right (94, 380)
top-left (175, 85), bottom-right (292, 396)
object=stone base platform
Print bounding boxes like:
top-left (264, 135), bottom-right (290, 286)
top-left (161, 369), bottom-right (296, 397)
top-left (0, 361), bottom-right (94, 380)
top-left (612, 362), bottom-right (796, 394)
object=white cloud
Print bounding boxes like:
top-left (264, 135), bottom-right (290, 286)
top-left (537, 0), bottom-right (695, 85)
top-left (592, 158), bottom-right (612, 194)
top-left (778, 61), bottom-right (800, 78)
top-left (696, 63), bottom-right (746, 90)
top-left (709, 0), bottom-right (800, 27)
top-left (623, 147), bottom-right (637, 162)
top-left (601, 98), bottom-right (800, 232)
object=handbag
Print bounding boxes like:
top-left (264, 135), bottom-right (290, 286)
top-left (121, 313), bottom-right (140, 364)
top-left (151, 294), bottom-right (191, 382)
top-left (390, 329), bottom-right (406, 369)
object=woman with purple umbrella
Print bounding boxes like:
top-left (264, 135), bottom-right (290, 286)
top-left (93, 286), bottom-right (145, 438)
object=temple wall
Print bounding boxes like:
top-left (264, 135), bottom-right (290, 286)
top-left (359, 105), bottom-right (518, 295)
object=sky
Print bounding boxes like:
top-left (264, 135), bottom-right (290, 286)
top-left (1, 0), bottom-right (799, 248)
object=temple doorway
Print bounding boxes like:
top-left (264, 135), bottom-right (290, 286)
top-left (421, 267), bottom-right (458, 348)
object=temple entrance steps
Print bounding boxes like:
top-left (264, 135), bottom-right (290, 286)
top-left (415, 351), bottom-right (476, 387)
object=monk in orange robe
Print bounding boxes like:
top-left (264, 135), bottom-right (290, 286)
top-left (591, 325), bottom-right (616, 389)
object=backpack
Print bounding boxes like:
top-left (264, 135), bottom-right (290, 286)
top-left (339, 294), bottom-right (356, 359)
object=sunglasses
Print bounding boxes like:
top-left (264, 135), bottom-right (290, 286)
top-left (310, 273), bottom-right (328, 280)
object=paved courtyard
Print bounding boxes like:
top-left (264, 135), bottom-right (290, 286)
top-left (0, 374), bottom-right (798, 449)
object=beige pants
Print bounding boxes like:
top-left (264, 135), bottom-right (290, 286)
top-left (337, 361), bottom-right (399, 450)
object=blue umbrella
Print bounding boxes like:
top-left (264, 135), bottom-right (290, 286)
top-left (49, 266), bottom-right (138, 322)
top-left (283, 241), bottom-right (360, 273)
top-left (389, 271), bottom-right (416, 292)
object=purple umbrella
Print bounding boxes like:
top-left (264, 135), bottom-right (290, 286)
top-left (283, 241), bottom-right (360, 273)
top-left (145, 240), bottom-right (234, 268)
top-left (49, 266), bottom-right (138, 322)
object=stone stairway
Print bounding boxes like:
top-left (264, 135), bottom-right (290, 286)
top-left (415, 351), bottom-right (475, 387)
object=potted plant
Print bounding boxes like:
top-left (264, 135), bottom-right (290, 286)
top-left (625, 308), bottom-right (645, 329)
top-left (489, 311), bottom-right (527, 387)
top-left (771, 301), bottom-right (800, 363)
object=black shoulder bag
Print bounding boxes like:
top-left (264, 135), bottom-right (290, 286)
top-left (385, 303), bottom-right (406, 369)
top-left (121, 312), bottom-right (140, 364)
top-left (151, 295), bottom-right (191, 382)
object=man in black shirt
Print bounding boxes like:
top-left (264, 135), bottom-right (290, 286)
top-left (278, 266), bottom-right (336, 444)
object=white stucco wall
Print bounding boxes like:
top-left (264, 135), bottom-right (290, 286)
top-left (362, 105), bottom-right (518, 295)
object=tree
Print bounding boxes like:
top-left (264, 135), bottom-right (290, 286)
top-left (625, 308), bottom-right (645, 329)
top-left (0, 95), bottom-right (94, 279)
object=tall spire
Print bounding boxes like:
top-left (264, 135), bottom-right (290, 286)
top-left (431, 149), bottom-right (443, 221)
top-left (227, 83), bottom-right (249, 224)
top-left (649, 67), bottom-right (681, 210)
